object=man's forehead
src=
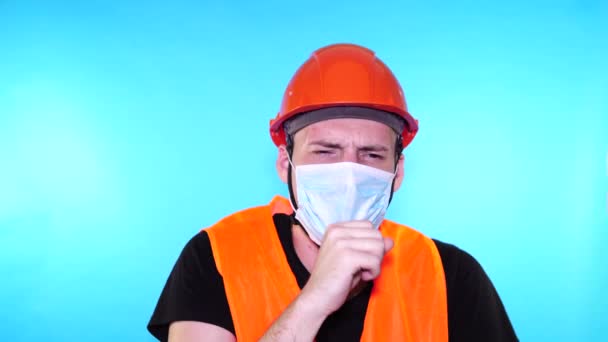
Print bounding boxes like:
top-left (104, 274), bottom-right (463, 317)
top-left (295, 118), bottom-right (396, 144)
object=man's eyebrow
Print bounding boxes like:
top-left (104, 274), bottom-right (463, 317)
top-left (308, 140), bottom-right (343, 149)
top-left (307, 140), bottom-right (390, 152)
top-left (358, 144), bottom-right (390, 152)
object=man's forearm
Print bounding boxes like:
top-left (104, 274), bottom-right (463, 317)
top-left (260, 292), bottom-right (328, 342)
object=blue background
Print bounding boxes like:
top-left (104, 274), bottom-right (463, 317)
top-left (1, 0), bottom-right (607, 340)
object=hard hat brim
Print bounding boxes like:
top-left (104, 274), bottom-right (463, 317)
top-left (283, 106), bottom-right (407, 137)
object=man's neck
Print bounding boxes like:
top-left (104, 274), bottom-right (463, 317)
top-left (291, 223), bottom-right (319, 272)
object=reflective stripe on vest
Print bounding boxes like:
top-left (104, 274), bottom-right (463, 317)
top-left (206, 196), bottom-right (448, 341)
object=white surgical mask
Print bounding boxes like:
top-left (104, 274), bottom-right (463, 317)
top-left (290, 161), bottom-right (396, 244)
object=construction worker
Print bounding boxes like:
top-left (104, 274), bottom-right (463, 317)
top-left (147, 43), bottom-right (518, 341)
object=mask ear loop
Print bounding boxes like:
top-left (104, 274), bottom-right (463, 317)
top-left (387, 135), bottom-right (404, 205)
top-left (285, 133), bottom-right (303, 228)
top-left (286, 134), bottom-right (298, 210)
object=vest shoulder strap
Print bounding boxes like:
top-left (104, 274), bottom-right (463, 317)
top-left (362, 219), bottom-right (448, 341)
top-left (206, 197), bottom-right (299, 341)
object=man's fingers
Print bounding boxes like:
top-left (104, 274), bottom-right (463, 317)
top-left (334, 220), bottom-right (374, 229)
top-left (347, 251), bottom-right (382, 280)
top-left (332, 237), bottom-right (386, 256)
top-left (360, 270), bottom-right (376, 282)
top-left (324, 221), bottom-right (381, 241)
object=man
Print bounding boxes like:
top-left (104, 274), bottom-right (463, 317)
top-left (148, 43), bottom-right (518, 341)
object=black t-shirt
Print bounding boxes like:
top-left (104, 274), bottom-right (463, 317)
top-left (148, 214), bottom-right (518, 341)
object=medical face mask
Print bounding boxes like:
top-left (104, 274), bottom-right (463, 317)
top-left (290, 161), bottom-right (396, 245)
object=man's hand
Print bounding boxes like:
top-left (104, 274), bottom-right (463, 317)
top-left (299, 220), bottom-right (394, 316)
top-left (260, 220), bottom-right (393, 341)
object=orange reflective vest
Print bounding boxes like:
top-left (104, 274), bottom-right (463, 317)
top-left (206, 196), bottom-right (448, 341)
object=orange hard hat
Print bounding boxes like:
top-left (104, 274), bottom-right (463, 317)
top-left (269, 43), bottom-right (418, 149)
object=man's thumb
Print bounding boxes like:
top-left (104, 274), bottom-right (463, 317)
top-left (383, 237), bottom-right (394, 253)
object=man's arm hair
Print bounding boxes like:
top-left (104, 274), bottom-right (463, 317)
top-left (167, 292), bottom-right (326, 342)
top-left (259, 292), bottom-right (327, 342)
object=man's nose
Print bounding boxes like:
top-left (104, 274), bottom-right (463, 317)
top-left (342, 149), bottom-right (358, 163)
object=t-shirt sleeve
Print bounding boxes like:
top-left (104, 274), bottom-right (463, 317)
top-left (147, 231), bottom-right (235, 341)
top-left (434, 239), bottom-right (518, 342)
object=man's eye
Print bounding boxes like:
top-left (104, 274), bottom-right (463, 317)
top-left (314, 150), bottom-right (332, 154)
top-left (368, 153), bottom-right (384, 159)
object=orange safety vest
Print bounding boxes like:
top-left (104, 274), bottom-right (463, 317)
top-left (206, 196), bottom-right (448, 341)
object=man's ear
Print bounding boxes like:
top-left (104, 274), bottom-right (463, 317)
top-left (276, 145), bottom-right (290, 183)
top-left (393, 154), bottom-right (405, 192)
